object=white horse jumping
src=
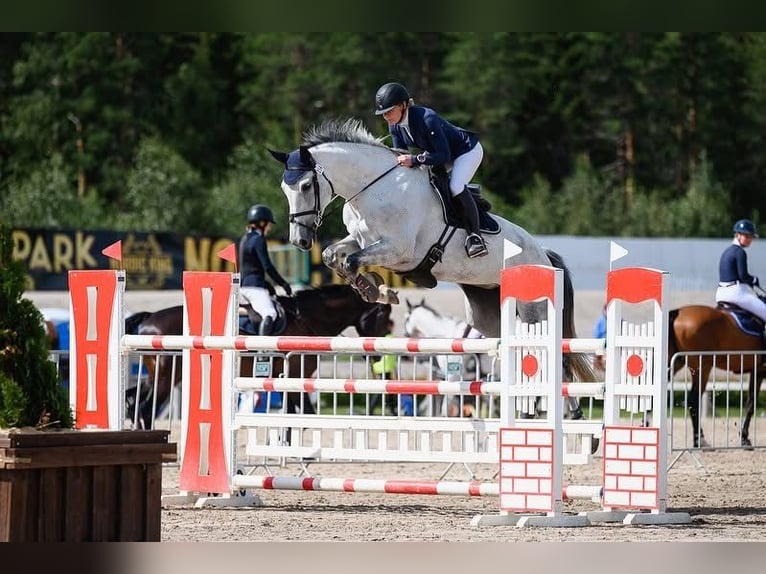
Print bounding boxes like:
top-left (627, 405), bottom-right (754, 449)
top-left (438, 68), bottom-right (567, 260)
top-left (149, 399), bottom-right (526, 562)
top-left (269, 118), bottom-right (596, 387)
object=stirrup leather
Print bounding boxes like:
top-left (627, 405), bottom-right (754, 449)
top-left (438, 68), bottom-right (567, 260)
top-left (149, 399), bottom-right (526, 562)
top-left (464, 233), bottom-right (488, 258)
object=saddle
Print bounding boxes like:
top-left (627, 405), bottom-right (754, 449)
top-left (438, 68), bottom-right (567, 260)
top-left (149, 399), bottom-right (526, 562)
top-left (716, 302), bottom-right (765, 337)
top-left (238, 301), bottom-right (288, 336)
top-left (395, 167), bottom-right (500, 290)
top-left (429, 167), bottom-right (500, 234)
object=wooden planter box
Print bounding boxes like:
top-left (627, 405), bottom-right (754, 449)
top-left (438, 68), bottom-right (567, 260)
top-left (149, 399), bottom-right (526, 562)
top-left (0, 429), bottom-right (176, 542)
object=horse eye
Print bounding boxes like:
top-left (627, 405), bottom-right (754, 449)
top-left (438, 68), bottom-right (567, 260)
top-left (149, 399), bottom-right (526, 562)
top-left (300, 180), bottom-right (311, 192)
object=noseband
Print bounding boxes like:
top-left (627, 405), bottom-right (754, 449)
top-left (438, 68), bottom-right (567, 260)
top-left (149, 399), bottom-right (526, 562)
top-left (285, 148), bottom-right (400, 234)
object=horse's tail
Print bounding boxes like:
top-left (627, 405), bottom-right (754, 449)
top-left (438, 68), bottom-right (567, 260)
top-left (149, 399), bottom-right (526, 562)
top-left (125, 311), bottom-right (153, 335)
top-left (545, 248), bottom-right (598, 384)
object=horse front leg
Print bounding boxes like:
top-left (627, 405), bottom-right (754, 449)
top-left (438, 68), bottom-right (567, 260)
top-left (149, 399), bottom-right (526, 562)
top-left (687, 361), bottom-right (711, 449)
top-left (324, 237), bottom-right (399, 304)
top-left (740, 373), bottom-right (760, 450)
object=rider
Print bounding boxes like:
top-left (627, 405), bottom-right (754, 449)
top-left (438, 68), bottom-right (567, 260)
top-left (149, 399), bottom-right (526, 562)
top-left (374, 81), bottom-right (489, 259)
top-left (239, 204), bottom-right (293, 336)
top-left (716, 218), bottom-right (766, 323)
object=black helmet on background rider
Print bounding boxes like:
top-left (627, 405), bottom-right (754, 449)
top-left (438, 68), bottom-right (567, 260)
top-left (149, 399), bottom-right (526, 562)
top-left (247, 204), bottom-right (275, 225)
top-left (374, 82), bottom-right (410, 115)
top-left (733, 218), bottom-right (758, 237)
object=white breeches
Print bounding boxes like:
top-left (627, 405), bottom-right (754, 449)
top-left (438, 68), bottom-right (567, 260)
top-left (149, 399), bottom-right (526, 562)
top-left (240, 286), bottom-right (277, 320)
top-left (715, 283), bottom-right (766, 322)
top-left (449, 142), bottom-right (484, 196)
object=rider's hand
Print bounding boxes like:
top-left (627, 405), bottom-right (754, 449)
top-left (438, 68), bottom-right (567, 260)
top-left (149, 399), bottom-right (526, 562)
top-left (282, 283), bottom-right (293, 296)
top-left (397, 154), bottom-right (414, 168)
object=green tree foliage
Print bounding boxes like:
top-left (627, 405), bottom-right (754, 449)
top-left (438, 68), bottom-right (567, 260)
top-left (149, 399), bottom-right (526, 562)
top-left (1, 32), bottom-right (766, 239)
top-left (117, 137), bottom-right (204, 233)
top-left (0, 153), bottom-right (105, 228)
top-left (0, 224), bottom-right (72, 428)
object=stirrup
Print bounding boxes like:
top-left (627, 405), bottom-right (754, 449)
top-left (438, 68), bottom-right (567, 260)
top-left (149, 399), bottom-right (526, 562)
top-left (464, 233), bottom-right (488, 259)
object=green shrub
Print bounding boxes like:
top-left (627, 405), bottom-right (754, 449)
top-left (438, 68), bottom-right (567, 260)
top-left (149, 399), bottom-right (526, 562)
top-left (0, 223), bottom-right (73, 428)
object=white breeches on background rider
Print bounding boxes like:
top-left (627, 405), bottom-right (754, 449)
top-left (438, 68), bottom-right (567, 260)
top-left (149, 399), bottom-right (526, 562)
top-left (716, 283), bottom-right (766, 322)
top-left (240, 286), bottom-right (277, 320)
top-left (449, 142), bottom-right (484, 196)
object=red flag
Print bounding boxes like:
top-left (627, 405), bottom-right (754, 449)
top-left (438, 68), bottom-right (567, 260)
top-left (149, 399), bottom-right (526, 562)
top-left (102, 240), bottom-right (122, 262)
top-left (217, 242), bottom-right (238, 271)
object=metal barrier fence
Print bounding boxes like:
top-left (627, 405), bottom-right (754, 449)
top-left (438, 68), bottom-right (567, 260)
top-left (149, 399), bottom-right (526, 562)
top-left (669, 350), bottom-right (765, 469)
top-left (49, 343), bottom-right (765, 470)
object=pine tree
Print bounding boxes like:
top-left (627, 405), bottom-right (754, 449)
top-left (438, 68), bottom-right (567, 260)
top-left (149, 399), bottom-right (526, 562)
top-left (0, 224), bottom-right (72, 428)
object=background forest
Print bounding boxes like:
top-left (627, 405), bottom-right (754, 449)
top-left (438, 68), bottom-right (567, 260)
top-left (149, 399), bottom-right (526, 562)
top-left (2, 32), bottom-right (766, 240)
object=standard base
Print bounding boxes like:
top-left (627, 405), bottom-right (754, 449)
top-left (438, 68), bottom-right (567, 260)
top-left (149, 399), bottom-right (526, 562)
top-left (471, 513), bottom-right (590, 528)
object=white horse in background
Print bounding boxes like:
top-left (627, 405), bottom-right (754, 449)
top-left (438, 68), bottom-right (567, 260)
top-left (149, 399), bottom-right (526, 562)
top-left (403, 297), bottom-right (489, 378)
top-left (403, 297), bottom-right (490, 417)
top-left (269, 118), bottom-right (597, 390)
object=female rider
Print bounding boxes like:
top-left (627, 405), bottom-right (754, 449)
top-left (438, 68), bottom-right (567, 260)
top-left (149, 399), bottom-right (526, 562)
top-left (239, 204), bottom-right (292, 336)
top-left (374, 81), bottom-right (488, 259)
top-left (716, 218), bottom-right (766, 323)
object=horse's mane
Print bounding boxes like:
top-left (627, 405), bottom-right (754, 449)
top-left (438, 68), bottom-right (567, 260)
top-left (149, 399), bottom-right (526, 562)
top-left (302, 118), bottom-right (387, 149)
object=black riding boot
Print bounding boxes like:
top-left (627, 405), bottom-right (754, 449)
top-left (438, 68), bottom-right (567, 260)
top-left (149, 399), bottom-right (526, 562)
top-left (258, 316), bottom-right (274, 337)
top-left (454, 188), bottom-right (488, 258)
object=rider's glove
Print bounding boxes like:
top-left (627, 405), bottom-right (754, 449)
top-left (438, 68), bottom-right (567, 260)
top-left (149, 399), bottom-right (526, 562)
top-left (282, 283), bottom-right (293, 296)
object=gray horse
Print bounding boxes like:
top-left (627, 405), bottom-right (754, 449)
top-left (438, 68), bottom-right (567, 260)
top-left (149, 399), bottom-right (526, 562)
top-left (269, 118), bottom-right (595, 388)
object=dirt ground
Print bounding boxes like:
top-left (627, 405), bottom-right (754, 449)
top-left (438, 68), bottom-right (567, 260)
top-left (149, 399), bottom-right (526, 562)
top-left (159, 448), bottom-right (766, 542)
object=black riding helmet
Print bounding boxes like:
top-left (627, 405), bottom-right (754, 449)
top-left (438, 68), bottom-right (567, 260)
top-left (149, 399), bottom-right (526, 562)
top-left (374, 82), bottom-right (410, 115)
top-left (247, 204), bottom-right (275, 225)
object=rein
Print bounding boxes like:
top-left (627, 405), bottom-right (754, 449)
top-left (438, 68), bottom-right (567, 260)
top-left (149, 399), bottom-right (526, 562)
top-left (320, 162), bottom-right (400, 223)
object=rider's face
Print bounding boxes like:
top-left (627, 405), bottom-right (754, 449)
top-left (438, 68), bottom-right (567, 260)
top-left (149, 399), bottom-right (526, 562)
top-left (737, 232), bottom-right (755, 247)
top-left (382, 103), bottom-right (405, 126)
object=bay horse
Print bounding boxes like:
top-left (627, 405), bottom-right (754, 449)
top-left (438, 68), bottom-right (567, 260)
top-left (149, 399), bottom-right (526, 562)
top-left (269, 118), bottom-right (597, 391)
top-left (126, 284), bottom-right (392, 429)
top-left (668, 304), bottom-right (764, 448)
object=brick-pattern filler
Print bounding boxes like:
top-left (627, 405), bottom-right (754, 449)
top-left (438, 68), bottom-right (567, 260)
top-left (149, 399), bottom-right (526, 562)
top-left (602, 426), bottom-right (659, 509)
top-left (498, 428), bottom-right (554, 512)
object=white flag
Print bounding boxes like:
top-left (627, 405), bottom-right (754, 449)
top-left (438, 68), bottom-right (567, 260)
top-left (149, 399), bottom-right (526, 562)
top-left (503, 239), bottom-right (523, 261)
top-left (610, 240), bottom-right (628, 264)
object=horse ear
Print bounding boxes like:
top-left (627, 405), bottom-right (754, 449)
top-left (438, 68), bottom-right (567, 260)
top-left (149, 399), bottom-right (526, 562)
top-left (299, 145), bottom-right (313, 165)
top-left (268, 149), bottom-right (289, 164)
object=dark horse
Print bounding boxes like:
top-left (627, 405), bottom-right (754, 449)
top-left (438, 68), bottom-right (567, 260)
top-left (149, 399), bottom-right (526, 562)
top-left (668, 304), bottom-right (764, 449)
top-left (125, 284), bottom-right (392, 429)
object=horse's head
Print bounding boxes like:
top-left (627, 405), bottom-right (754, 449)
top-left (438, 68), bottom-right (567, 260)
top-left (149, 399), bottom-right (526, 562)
top-left (269, 145), bottom-right (331, 251)
top-left (403, 297), bottom-right (432, 338)
top-left (357, 303), bottom-right (393, 337)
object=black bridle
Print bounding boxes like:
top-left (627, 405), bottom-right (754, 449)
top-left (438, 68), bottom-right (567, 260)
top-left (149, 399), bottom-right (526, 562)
top-left (284, 146), bottom-right (399, 236)
top-left (284, 151), bottom-right (334, 235)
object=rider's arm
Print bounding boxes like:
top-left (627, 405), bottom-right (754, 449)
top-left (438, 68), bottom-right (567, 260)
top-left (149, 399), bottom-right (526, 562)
top-left (411, 113), bottom-right (451, 166)
top-left (254, 238), bottom-right (291, 291)
top-left (735, 249), bottom-right (758, 286)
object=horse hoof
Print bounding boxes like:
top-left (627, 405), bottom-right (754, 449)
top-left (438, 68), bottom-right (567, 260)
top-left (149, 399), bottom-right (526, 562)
top-left (353, 275), bottom-right (379, 303)
top-left (742, 437), bottom-right (754, 451)
top-left (694, 438), bottom-right (712, 450)
top-left (380, 286), bottom-right (399, 305)
top-left (590, 438), bottom-right (600, 455)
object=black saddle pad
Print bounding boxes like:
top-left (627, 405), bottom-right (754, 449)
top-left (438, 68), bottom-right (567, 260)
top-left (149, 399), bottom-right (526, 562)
top-left (429, 171), bottom-right (500, 234)
top-left (717, 303), bottom-right (764, 337)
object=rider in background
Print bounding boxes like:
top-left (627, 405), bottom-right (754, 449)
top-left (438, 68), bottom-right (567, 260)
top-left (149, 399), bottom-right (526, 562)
top-left (239, 204), bottom-right (293, 336)
top-left (374, 81), bottom-right (488, 259)
top-left (716, 218), bottom-right (766, 323)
